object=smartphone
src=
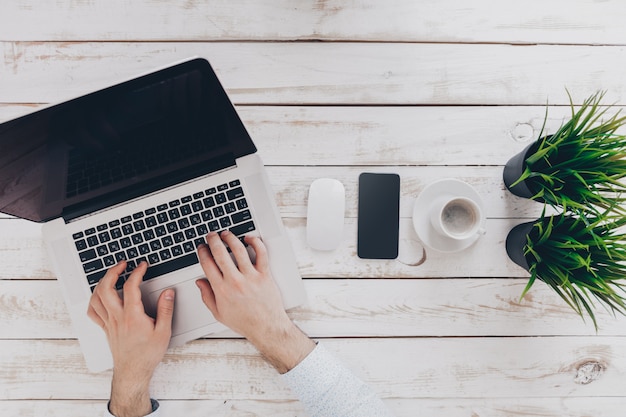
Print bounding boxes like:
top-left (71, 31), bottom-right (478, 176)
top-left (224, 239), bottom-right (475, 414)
top-left (357, 173), bottom-right (400, 259)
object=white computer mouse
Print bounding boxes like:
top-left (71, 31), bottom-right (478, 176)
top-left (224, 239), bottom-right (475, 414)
top-left (306, 178), bottom-right (345, 251)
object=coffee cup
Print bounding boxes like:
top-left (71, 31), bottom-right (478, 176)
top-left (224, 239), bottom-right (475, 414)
top-left (429, 196), bottom-right (484, 240)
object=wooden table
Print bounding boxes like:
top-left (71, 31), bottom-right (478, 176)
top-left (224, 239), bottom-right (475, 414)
top-left (1, 1), bottom-right (625, 416)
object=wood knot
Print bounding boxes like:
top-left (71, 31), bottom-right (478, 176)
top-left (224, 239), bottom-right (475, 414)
top-left (508, 123), bottom-right (534, 142)
top-left (574, 361), bottom-right (605, 385)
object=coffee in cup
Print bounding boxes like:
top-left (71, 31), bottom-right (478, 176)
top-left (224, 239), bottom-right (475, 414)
top-left (430, 196), bottom-right (484, 240)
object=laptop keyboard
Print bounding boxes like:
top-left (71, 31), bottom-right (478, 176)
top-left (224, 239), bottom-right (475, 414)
top-left (72, 179), bottom-right (256, 291)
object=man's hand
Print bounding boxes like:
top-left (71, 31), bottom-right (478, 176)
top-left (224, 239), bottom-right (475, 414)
top-left (87, 261), bottom-right (175, 417)
top-left (196, 231), bottom-right (315, 373)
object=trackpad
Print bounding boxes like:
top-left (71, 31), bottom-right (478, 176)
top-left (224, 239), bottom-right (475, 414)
top-left (146, 279), bottom-right (217, 337)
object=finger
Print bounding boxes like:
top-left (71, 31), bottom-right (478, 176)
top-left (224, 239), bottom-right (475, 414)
top-left (96, 261), bottom-right (127, 313)
top-left (154, 288), bottom-right (175, 337)
top-left (205, 232), bottom-right (239, 277)
top-left (220, 231), bottom-right (254, 273)
top-left (122, 261), bottom-right (148, 313)
top-left (197, 242), bottom-right (223, 285)
top-left (88, 290), bottom-right (109, 322)
top-left (86, 303), bottom-right (105, 328)
top-left (195, 279), bottom-right (218, 316)
top-left (98, 261), bottom-right (127, 290)
top-left (245, 235), bottom-right (270, 274)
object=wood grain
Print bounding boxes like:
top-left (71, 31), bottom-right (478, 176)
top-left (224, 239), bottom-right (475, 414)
top-left (1, 42), bottom-right (625, 105)
top-left (1, 0), bottom-right (624, 45)
top-left (2, 398), bottom-right (624, 417)
top-left (1, 337), bottom-right (624, 399)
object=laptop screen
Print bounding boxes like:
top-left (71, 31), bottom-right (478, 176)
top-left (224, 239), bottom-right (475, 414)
top-left (0, 58), bottom-right (256, 222)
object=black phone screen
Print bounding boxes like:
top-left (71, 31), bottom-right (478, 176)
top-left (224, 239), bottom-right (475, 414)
top-left (357, 173), bottom-right (400, 259)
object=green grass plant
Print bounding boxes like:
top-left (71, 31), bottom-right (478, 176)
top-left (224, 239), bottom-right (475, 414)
top-left (522, 211), bottom-right (626, 329)
top-left (512, 91), bottom-right (626, 217)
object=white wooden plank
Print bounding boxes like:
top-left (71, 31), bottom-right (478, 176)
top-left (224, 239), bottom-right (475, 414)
top-left (1, 337), bottom-right (624, 399)
top-left (2, 397), bottom-right (624, 417)
top-left (0, 217), bottom-right (534, 280)
top-left (0, 0), bottom-right (624, 45)
top-left (2, 278), bottom-right (624, 339)
top-left (1, 42), bottom-right (624, 105)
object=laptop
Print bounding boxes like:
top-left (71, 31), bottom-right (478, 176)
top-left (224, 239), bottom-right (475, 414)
top-left (0, 57), bottom-right (306, 372)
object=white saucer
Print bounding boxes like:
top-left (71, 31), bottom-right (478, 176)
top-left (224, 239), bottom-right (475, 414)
top-left (412, 179), bottom-right (486, 253)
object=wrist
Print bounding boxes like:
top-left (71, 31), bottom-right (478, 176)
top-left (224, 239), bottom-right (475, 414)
top-left (109, 372), bottom-right (153, 417)
top-left (250, 318), bottom-right (316, 374)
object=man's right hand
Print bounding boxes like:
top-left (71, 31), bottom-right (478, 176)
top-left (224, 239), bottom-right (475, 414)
top-left (195, 231), bottom-right (314, 373)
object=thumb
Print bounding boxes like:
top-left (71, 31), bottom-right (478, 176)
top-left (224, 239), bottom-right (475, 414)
top-left (196, 279), bottom-right (218, 315)
top-left (155, 288), bottom-right (175, 336)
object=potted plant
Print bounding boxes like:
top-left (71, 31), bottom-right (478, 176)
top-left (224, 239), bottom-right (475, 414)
top-left (503, 91), bottom-right (626, 217)
top-left (506, 211), bottom-right (626, 329)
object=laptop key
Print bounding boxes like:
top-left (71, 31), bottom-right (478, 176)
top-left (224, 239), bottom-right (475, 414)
top-left (103, 255), bottom-right (116, 267)
top-left (226, 187), bottom-right (244, 200)
top-left (231, 210), bottom-right (252, 224)
top-left (87, 236), bottom-right (99, 247)
top-left (224, 202), bottom-right (236, 214)
top-left (79, 249), bottom-right (97, 262)
top-left (75, 239), bottom-right (88, 251)
top-left (138, 243), bottom-right (150, 255)
top-left (73, 232), bottom-right (84, 240)
top-left (98, 231), bottom-right (111, 243)
top-left (148, 253), bottom-right (160, 265)
top-left (173, 231), bottom-right (185, 243)
top-left (127, 248), bottom-right (139, 259)
top-left (142, 252), bottom-right (199, 281)
top-left (230, 221), bottom-right (256, 236)
top-left (96, 245), bottom-right (108, 256)
top-left (86, 269), bottom-right (107, 285)
top-left (236, 198), bottom-right (248, 210)
top-left (171, 245), bottom-right (183, 257)
top-left (143, 229), bottom-right (156, 241)
top-left (85, 228), bottom-right (96, 236)
top-left (83, 259), bottom-right (104, 274)
top-left (168, 208), bottom-right (180, 220)
top-left (215, 193), bottom-right (227, 204)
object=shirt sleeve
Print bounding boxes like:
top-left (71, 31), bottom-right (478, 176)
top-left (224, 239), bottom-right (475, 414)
top-left (281, 342), bottom-right (395, 417)
top-left (104, 398), bottom-right (160, 417)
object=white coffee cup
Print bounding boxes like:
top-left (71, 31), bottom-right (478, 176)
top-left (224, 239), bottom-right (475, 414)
top-left (429, 196), bottom-right (484, 240)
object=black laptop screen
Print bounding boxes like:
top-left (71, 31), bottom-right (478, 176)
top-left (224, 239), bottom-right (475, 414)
top-left (0, 58), bottom-right (256, 222)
